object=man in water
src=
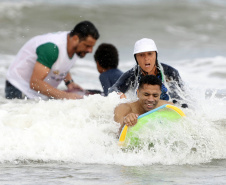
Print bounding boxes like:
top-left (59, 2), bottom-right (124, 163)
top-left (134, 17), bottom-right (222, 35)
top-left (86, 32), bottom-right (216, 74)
top-left (5, 20), bottom-right (99, 100)
top-left (114, 75), bottom-right (173, 133)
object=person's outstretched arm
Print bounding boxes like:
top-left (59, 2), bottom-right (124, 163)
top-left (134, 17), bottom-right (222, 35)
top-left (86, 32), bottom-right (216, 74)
top-left (30, 62), bottom-right (82, 99)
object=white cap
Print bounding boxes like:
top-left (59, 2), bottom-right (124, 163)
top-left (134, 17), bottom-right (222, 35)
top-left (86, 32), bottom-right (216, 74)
top-left (133, 38), bottom-right (158, 55)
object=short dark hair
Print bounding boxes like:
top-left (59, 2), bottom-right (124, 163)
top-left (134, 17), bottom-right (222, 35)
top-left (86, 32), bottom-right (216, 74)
top-left (138, 75), bottom-right (162, 90)
top-left (69, 20), bottom-right (100, 40)
top-left (94, 43), bottom-right (119, 69)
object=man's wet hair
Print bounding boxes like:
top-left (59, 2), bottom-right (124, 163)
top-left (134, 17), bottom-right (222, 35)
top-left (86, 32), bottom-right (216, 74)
top-left (138, 75), bottom-right (162, 90)
top-left (69, 21), bottom-right (100, 40)
top-left (94, 43), bottom-right (119, 69)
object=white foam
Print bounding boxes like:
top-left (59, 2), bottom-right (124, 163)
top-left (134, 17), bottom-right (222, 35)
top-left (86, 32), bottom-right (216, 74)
top-left (0, 91), bottom-right (226, 165)
top-left (174, 56), bottom-right (226, 89)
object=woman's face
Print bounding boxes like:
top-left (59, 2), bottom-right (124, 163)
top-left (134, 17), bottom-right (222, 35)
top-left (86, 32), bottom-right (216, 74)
top-left (136, 51), bottom-right (156, 74)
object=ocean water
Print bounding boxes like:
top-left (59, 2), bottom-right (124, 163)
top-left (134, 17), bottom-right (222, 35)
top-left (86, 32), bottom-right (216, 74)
top-left (0, 0), bottom-right (226, 184)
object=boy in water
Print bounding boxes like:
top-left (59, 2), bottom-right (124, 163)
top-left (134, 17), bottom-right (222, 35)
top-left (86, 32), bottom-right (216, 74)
top-left (94, 43), bottom-right (123, 96)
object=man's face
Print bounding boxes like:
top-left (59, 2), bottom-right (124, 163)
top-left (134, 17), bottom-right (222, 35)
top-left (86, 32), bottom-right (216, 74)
top-left (75, 36), bottom-right (96, 58)
top-left (137, 84), bottom-right (161, 112)
top-left (136, 51), bottom-right (156, 74)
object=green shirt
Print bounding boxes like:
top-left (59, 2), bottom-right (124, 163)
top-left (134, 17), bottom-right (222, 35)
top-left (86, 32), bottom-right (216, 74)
top-left (36, 42), bottom-right (59, 68)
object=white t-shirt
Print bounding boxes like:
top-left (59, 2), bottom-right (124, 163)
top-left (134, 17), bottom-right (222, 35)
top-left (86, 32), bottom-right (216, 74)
top-left (6, 31), bottom-right (77, 100)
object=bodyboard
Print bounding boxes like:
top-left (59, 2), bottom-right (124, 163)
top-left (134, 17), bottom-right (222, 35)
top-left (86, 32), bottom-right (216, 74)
top-left (118, 104), bottom-right (185, 147)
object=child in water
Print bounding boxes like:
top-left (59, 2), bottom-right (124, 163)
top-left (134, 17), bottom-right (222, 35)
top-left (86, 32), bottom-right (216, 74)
top-left (94, 43), bottom-right (123, 96)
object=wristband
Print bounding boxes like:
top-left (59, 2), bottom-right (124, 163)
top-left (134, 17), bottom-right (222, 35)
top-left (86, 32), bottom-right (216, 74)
top-left (65, 79), bottom-right (74, 86)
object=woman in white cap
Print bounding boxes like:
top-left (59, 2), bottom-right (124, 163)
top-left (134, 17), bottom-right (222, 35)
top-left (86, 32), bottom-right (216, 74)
top-left (109, 38), bottom-right (187, 107)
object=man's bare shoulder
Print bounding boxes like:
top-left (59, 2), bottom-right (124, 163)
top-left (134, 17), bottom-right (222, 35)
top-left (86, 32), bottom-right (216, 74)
top-left (114, 102), bottom-right (132, 112)
top-left (114, 102), bottom-right (133, 124)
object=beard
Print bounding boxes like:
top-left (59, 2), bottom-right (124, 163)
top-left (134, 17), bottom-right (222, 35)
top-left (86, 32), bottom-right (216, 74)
top-left (77, 51), bottom-right (88, 58)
